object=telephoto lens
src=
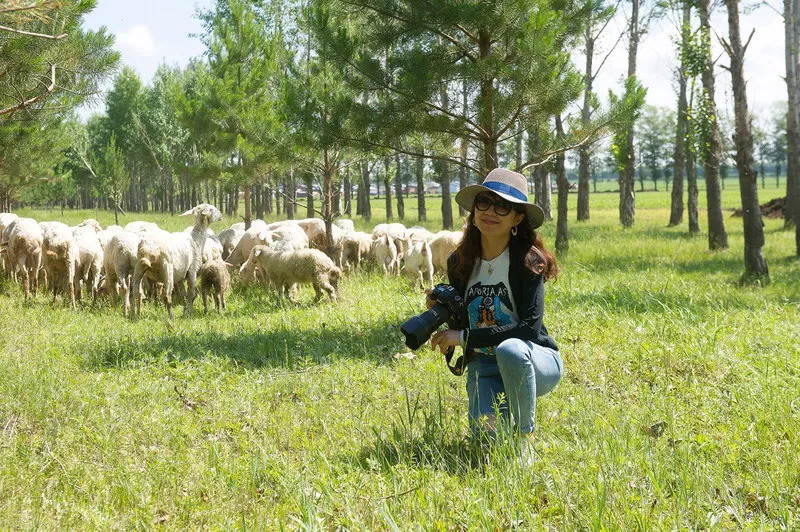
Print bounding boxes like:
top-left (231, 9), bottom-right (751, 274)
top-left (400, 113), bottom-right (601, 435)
top-left (400, 303), bottom-right (452, 350)
top-left (400, 283), bottom-right (464, 350)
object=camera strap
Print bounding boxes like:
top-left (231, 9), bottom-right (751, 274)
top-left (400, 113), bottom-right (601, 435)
top-left (444, 347), bottom-right (471, 376)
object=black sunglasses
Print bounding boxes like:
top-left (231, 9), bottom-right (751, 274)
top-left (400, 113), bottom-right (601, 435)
top-left (474, 194), bottom-right (520, 216)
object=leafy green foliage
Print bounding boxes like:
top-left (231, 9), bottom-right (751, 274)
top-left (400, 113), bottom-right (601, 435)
top-left (608, 76), bottom-right (647, 173)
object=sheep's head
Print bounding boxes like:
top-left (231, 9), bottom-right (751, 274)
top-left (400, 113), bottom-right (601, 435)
top-left (182, 204), bottom-right (223, 226)
top-left (239, 246), bottom-right (267, 288)
top-left (78, 219), bottom-right (102, 232)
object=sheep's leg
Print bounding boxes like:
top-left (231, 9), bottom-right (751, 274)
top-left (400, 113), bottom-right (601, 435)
top-left (184, 270), bottom-right (197, 316)
top-left (18, 257), bottom-right (29, 299)
top-left (131, 265), bottom-right (144, 319)
top-left (68, 267), bottom-right (76, 311)
top-left (219, 292), bottom-right (226, 312)
top-left (164, 266), bottom-right (174, 320)
top-left (320, 279), bottom-right (337, 302)
top-left (313, 281), bottom-right (323, 302)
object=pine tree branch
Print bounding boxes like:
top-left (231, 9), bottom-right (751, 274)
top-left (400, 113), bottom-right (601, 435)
top-left (0, 23), bottom-right (66, 39)
top-left (338, 135), bottom-right (483, 175)
top-left (0, 63), bottom-right (56, 116)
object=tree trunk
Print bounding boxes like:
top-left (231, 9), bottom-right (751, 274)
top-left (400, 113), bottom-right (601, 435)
top-left (671, 3), bottom-right (690, 228)
top-left (687, 148), bottom-right (700, 232)
top-left (287, 170), bottom-right (296, 220)
top-left (395, 153), bottom-right (405, 219)
top-left (699, 0), bottom-right (729, 250)
top-left (384, 157), bottom-right (393, 220)
top-left (578, 27), bottom-right (594, 221)
top-left (243, 183), bottom-right (252, 230)
top-left (416, 153), bottom-right (426, 221)
top-left (726, 0), bottom-right (768, 277)
top-left (555, 116), bottom-right (569, 253)
top-left (441, 86), bottom-right (454, 229)
top-left (478, 28), bottom-right (498, 173)
top-left (344, 166), bottom-right (352, 216)
top-left (620, 0), bottom-right (640, 228)
top-left (786, 0), bottom-right (800, 232)
top-left (360, 161), bottom-right (371, 220)
top-left (459, 78), bottom-right (469, 217)
top-left (323, 149), bottom-right (335, 257)
top-left (305, 172), bottom-right (314, 218)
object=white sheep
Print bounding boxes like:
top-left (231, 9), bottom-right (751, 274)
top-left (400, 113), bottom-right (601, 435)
top-left (374, 222), bottom-right (409, 263)
top-left (96, 225), bottom-right (123, 253)
top-left (6, 218), bottom-right (42, 298)
top-left (124, 220), bottom-right (162, 234)
top-left (0, 213), bottom-right (19, 278)
top-left (40, 221), bottom-right (78, 309)
top-left (100, 231), bottom-right (141, 317)
top-left (372, 233), bottom-right (398, 275)
top-left (339, 230), bottom-right (373, 271)
top-left (131, 203), bottom-right (222, 319)
top-left (407, 226), bottom-right (434, 243)
top-left (184, 226), bottom-right (223, 263)
top-left (403, 240), bottom-right (434, 290)
top-left (226, 223), bottom-right (274, 269)
top-left (242, 245), bottom-right (341, 302)
top-left (297, 217), bottom-right (342, 257)
top-left (429, 230), bottom-right (463, 273)
top-left (335, 219), bottom-right (355, 233)
top-left (217, 226), bottom-right (245, 260)
top-left (72, 226), bottom-right (104, 301)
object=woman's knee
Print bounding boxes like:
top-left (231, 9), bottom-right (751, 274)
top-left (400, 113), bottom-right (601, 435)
top-left (495, 338), bottom-right (531, 366)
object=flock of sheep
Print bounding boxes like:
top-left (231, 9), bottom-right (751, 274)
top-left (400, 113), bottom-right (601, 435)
top-left (0, 205), bottom-right (463, 318)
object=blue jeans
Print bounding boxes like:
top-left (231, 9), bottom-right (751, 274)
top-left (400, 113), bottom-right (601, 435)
top-left (466, 338), bottom-right (562, 435)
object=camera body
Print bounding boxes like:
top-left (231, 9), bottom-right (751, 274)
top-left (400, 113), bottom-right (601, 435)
top-left (400, 283), bottom-right (466, 350)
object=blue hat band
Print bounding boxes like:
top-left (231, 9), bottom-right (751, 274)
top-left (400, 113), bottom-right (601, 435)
top-left (483, 181), bottom-right (528, 202)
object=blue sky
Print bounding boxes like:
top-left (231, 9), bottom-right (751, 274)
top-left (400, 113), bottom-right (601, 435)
top-left (80, 0), bottom-right (788, 124)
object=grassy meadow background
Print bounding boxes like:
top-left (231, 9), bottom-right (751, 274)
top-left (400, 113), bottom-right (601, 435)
top-left (1, 183), bottom-right (799, 529)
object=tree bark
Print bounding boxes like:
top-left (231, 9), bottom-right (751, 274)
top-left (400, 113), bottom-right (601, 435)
top-left (478, 28), bottom-right (498, 173)
top-left (670, 2), bottom-right (691, 227)
top-left (555, 116), bottom-right (569, 253)
top-left (360, 161), bottom-right (371, 220)
top-left (726, 0), bottom-right (768, 277)
top-left (620, 0), bottom-right (640, 228)
top-left (416, 153), bottom-right (426, 221)
top-left (578, 26), bottom-right (594, 221)
top-left (459, 78), bottom-right (469, 217)
top-left (699, 0), bottom-right (729, 250)
top-left (384, 157), bottom-right (393, 220)
top-left (687, 147), bottom-right (700, 233)
top-left (786, 0), bottom-right (800, 229)
top-left (343, 166), bottom-right (352, 216)
top-left (395, 153), bottom-right (405, 220)
top-left (305, 172), bottom-right (314, 218)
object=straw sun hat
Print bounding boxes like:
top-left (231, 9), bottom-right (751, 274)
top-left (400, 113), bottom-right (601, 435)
top-left (455, 168), bottom-right (545, 229)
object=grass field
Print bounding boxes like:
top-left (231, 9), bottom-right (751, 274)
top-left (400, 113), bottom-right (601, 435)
top-left (1, 184), bottom-right (798, 529)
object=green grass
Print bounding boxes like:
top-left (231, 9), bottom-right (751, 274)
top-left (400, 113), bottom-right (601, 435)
top-left (2, 183), bottom-right (799, 529)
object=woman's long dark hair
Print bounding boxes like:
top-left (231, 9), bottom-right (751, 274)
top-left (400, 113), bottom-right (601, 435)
top-left (450, 209), bottom-right (558, 287)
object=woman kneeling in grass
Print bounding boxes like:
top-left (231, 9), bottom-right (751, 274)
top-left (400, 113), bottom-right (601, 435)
top-left (429, 168), bottom-right (562, 460)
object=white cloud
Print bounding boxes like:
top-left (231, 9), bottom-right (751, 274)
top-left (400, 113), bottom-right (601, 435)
top-left (116, 24), bottom-right (156, 56)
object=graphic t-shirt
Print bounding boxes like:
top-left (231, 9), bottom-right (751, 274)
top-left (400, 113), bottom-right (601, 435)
top-left (465, 248), bottom-right (519, 354)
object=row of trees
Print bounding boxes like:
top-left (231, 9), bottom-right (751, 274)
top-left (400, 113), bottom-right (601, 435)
top-left (2, 0), bottom-right (799, 278)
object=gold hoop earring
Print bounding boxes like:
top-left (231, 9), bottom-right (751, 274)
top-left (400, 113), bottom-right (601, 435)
top-left (511, 225), bottom-right (518, 236)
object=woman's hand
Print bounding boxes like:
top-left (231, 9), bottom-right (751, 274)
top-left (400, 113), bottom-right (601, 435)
top-left (430, 329), bottom-right (461, 354)
top-left (424, 288), bottom-right (436, 310)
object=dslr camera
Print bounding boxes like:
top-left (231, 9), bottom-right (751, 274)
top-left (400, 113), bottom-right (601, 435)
top-left (401, 283), bottom-right (466, 350)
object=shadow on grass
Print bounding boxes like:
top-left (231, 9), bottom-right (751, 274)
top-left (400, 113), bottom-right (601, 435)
top-left (82, 316), bottom-right (407, 370)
